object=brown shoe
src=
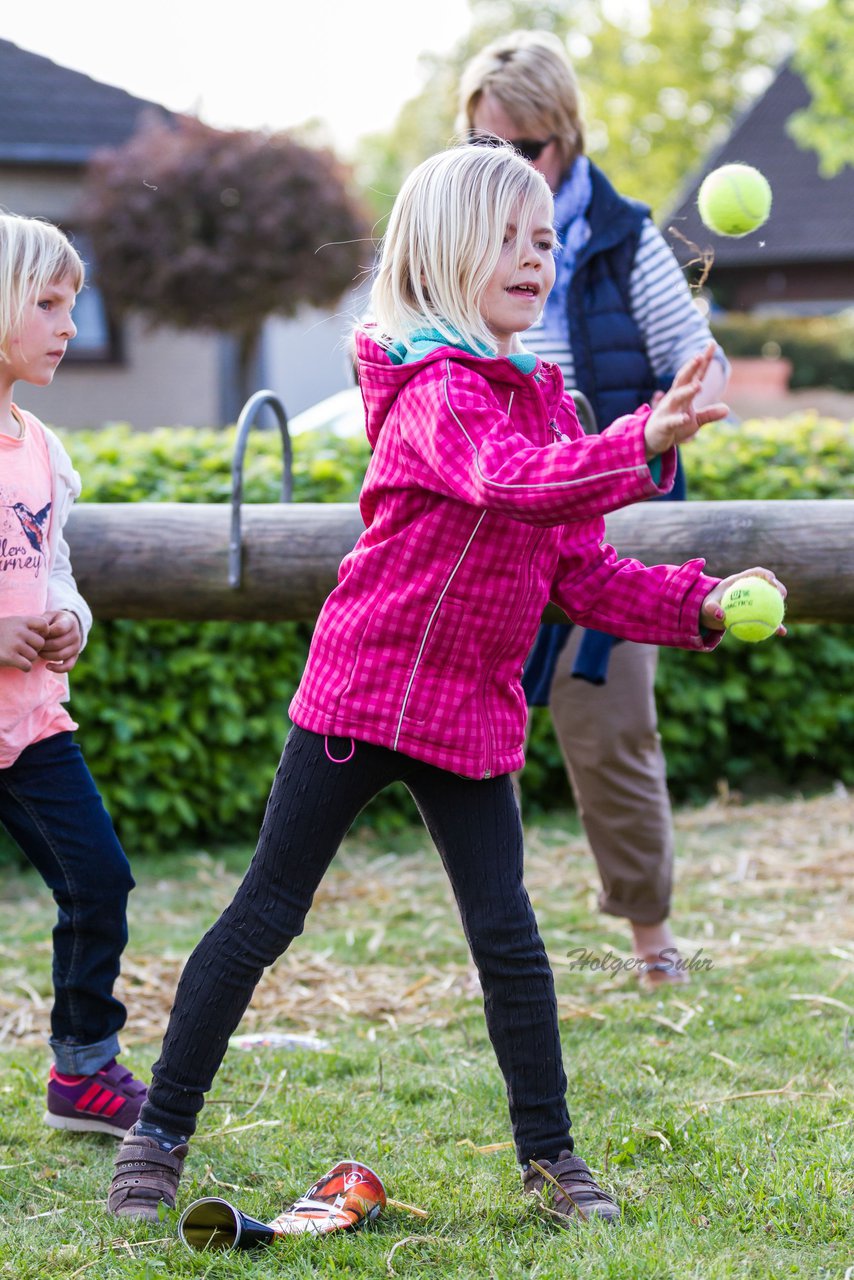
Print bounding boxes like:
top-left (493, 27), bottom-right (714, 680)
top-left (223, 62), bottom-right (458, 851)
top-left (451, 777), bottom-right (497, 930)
top-left (522, 1152), bottom-right (620, 1225)
top-left (107, 1133), bottom-right (189, 1222)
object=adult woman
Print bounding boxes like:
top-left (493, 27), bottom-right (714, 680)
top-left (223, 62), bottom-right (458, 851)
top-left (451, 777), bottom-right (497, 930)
top-left (459, 31), bottom-right (729, 983)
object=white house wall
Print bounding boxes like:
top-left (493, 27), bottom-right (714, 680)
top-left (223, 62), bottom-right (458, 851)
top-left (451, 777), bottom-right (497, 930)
top-left (4, 165), bottom-right (225, 429)
top-left (14, 314), bottom-right (224, 430)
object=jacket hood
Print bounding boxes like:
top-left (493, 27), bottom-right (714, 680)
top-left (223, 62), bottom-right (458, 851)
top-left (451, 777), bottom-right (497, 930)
top-left (354, 327), bottom-right (562, 448)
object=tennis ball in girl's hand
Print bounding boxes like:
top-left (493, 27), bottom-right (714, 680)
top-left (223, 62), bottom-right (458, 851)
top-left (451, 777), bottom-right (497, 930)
top-left (697, 164), bottom-right (772, 237)
top-left (721, 576), bottom-right (785, 642)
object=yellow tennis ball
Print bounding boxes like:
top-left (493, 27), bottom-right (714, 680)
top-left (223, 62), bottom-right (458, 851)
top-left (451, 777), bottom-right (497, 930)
top-left (697, 163), bottom-right (772, 237)
top-left (721, 576), bottom-right (785, 643)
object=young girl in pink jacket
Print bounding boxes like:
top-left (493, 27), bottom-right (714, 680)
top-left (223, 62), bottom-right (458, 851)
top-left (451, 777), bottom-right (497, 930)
top-left (109, 145), bottom-right (784, 1228)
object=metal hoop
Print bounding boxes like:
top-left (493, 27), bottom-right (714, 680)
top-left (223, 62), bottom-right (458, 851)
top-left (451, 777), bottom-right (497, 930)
top-left (229, 391), bottom-right (292, 589)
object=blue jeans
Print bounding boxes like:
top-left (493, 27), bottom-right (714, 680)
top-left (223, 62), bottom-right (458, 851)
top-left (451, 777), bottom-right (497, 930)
top-left (0, 732), bottom-right (134, 1074)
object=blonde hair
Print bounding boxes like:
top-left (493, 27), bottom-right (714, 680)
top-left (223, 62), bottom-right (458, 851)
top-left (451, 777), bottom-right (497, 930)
top-left (457, 31), bottom-right (586, 175)
top-left (369, 145), bottom-right (553, 356)
top-left (0, 213), bottom-right (85, 360)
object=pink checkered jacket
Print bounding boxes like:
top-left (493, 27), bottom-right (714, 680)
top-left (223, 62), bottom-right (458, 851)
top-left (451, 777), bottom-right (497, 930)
top-left (289, 331), bottom-right (720, 778)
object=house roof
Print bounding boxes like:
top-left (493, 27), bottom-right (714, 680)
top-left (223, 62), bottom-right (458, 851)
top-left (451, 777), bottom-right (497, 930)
top-left (663, 62), bottom-right (854, 268)
top-left (0, 39), bottom-right (171, 165)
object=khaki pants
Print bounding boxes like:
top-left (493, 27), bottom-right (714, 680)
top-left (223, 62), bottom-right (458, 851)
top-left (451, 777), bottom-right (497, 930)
top-left (543, 628), bottom-right (674, 924)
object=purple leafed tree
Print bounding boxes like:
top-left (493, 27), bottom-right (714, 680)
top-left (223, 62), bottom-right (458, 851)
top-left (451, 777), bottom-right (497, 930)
top-left (80, 115), bottom-right (370, 409)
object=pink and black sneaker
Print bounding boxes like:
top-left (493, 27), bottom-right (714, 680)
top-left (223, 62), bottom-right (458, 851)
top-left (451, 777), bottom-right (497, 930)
top-left (45, 1060), bottom-right (148, 1138)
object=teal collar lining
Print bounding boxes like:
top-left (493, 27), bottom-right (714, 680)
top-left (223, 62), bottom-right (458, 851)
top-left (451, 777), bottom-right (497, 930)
top-left (391, 327), bottom-right (538, 375)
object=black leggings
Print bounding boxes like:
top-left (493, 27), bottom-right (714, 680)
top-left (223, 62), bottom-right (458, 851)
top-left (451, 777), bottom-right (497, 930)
top-left (143, 727), bottom-right (572, 1163)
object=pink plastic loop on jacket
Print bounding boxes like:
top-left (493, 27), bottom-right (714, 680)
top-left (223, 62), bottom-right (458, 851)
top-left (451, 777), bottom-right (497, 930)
top-left (324, 736), bottom-right (355, 764)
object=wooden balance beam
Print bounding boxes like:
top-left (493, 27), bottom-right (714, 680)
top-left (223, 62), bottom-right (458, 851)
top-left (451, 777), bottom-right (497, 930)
top-left (65, 499), bottom-right (854, 624)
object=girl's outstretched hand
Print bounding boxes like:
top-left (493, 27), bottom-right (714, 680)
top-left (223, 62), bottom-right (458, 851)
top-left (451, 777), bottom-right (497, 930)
top-left (700, 567), bottom-right (788, 633)
top-left (644, 344), bottom-right (729, 459)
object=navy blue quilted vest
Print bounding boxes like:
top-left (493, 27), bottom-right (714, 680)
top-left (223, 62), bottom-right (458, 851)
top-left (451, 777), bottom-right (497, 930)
top-left (570, 169), bottom-right (653, 412)
top-left (566, 163), bottom-right (685, 501)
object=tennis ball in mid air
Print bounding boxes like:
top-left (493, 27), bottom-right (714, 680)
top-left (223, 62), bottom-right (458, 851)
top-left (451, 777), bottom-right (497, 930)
top-left (721, 576), bottom-right (785, 643)
top-left (697, 163), bottom-right (772, 237)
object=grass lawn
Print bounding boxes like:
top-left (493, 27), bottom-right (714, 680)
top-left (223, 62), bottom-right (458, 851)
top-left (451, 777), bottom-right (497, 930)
top-left (0, 789), bottom-right (851, 1278)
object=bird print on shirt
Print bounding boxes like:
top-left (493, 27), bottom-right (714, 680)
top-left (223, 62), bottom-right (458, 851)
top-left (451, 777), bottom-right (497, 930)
top-left (6, 501), bottom-right (51, 557)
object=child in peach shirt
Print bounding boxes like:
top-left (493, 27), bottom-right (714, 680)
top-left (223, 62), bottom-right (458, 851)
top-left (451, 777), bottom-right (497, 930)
top-left (0, 212), bottom-right (146, 1135)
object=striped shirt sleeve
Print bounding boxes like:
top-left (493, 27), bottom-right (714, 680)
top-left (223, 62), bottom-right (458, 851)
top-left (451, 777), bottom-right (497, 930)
top-left (521, 219), bottom-right (728, 390)
top-left (629, 220), bottom-right (728, 377)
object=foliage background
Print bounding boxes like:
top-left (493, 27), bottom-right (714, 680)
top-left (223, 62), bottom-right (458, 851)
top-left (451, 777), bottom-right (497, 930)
top-left (526, 412), bottom-right (854, 812)
top-left (354, 0), bottom-right (821, 227)
top-left (1, 412), bottom-right (848, 862)
top-left (711, 311), bottom-right (854, 392)
top-left (80, 117), bottom-right (369, 403)
top-left (788, 0), bottom-right (854, 176)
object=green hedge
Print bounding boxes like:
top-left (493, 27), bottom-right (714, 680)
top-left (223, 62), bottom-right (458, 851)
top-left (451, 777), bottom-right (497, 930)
top-left (711, 311), bottom-right (854, 391)
top-left (525, 413), bottom-right (854, 811)
top-left (5, 413), bottom-right (852, 860)
top-left (666, 415), bottom-right (853, 795)
top-left (46, 426), bottom-right (376, 858)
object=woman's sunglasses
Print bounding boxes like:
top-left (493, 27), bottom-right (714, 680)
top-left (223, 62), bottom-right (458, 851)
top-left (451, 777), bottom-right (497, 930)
top-left (468, 131), bottom-right (555, 163)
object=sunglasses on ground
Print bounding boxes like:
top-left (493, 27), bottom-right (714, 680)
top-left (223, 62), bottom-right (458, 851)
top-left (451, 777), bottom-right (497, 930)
top-left (468, 131), bottom-right (555, 163)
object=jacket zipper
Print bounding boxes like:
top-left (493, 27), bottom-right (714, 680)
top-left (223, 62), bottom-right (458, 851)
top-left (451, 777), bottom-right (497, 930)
top-left (478, 388), bottom-right (526, 778)
top-left (480, 385), bottom-right (555, 778)
top-left (480, 523), bottom-right (547, 780)
top-left (393, 511), bottom-right (486, 752)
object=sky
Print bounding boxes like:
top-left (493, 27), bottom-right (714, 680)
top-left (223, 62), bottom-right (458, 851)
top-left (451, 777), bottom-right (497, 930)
top-left (2, 0), bottom-right (474, 154)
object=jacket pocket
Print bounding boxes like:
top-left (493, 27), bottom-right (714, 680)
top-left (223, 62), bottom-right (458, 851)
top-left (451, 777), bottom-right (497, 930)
top-left (401, 598), bottom-right (466, 727)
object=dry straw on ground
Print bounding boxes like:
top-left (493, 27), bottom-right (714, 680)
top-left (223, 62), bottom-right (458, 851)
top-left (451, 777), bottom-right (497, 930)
top-left (1, 790), bottom-right (851, 1050)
